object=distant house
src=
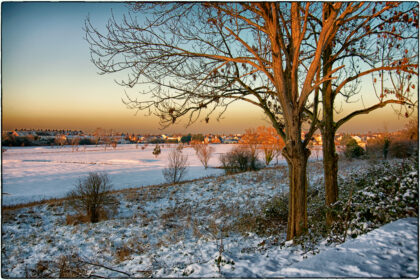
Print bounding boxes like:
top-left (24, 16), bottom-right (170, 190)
top-left (56, 134), bottom-right (67, 141)
top-left (161, 134), bottom-right (180, 142)
top-left (12, 130), bottom-right (36, 137)
top-left (223, 138), bottom-right (238, 144)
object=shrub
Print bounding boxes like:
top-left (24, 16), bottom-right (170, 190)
top-left (329, 157), bottom-right (418, 242)
top-left (219, 146), bottom-right (262, 174)
top-left (263, 193), bottom-right (288, 222)
top-left (153, 144), bottom-right (161, 157)
top-left (162, 148), bottom-right (188, 183)
top-left (79, 138), bottom-right (93, 145)
top-left (233, 194), bottom-right (288, 236)
top-left (366, 137), bottom-right (388, 159)
top-left (389, 140), bottom-right (414, 158)
top-left (67, 172), bottom-right (116, 223)
top-left (344, 139), bottom-right (365, 159)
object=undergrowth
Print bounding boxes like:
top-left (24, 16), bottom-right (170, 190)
top-left (233, 157), bottom-right (418, 254)
top-left (328, 157), bottom-right (418, 243)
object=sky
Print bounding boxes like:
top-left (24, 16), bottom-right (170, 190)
top-left (1, 2), bottom-right (416, 135)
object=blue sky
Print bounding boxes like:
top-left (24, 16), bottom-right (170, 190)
top-left (1, 2), bottom-right (414, 134)
top-left (2, 1), bottom-right (271, 134)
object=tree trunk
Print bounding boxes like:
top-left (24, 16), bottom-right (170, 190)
top-left (283, 143), bottom-right (310, 240)
top-left (321, 4), bottom-right (338, 228)
top-left (321, 125), bottom-right (339, 227)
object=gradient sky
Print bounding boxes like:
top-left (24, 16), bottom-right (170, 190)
top-left (2, 2), bottom-right (416, 134)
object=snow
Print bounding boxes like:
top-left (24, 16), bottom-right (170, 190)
top-left (1, 145), bottom-right (417, 278)
top-left (2, 155), bottom-right (417, 278)
top-left (2, 144), bottom-right (326, 206)
top-left (2, 144), bottom-right (232, 205)
top-left (280, 218), bottom-right (418, 278)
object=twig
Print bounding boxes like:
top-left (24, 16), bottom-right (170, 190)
top-left (88, 273), bottom-right (107, 278)
top-left (79, 259), bottom-right (131, 277)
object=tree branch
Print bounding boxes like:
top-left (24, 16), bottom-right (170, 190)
top-left (336, 99), bottom-right (409, 129)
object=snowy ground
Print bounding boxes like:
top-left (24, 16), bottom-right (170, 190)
top-left (2, 157), bottom-right (417, 278)
top-left (280, 218), bottom-right (418, 278)
top-left (1, 144), bottom-right (227, 205)
top-left (1, 144), bottom-right (323, 206)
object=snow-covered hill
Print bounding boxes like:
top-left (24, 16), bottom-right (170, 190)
top-left (1, 157), bottom-right (418, 278)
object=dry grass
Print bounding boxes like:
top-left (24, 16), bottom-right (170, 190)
top-left (123, 191), bottom-right (141, 202)
top-left (115, 246), bottom-right (132, 263)
top-left (2, 210), bottom-right (17, 223)
top-left (155, 238), bottom-right (167, 249)
top-left (65, 208), bottom-right (109, 226)
top-left (65, 214), bottom-right (90, 225)
top-left (57, 254), bottom-right (87, 278)
top-left (192, 219), bottom-right (203, 239)
top-left (25, 254), bottom-right (87, 278)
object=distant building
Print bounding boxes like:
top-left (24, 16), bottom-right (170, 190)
top-left (223, 138), bottom-right (238, 144)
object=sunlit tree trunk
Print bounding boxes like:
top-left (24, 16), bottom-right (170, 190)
top-left (283, 139), bottom-right (310, 239)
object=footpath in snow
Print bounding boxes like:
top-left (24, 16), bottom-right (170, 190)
top-left (280, 217), bottom-right (419, 278)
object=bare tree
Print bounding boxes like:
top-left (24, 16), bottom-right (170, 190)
top-left (308, 2), bottom-right (418, 226)
top-left (111, 139), bottom-right (118, 150)
top-left (85, 3), bottom-right (417, 239)
top-left (192, 143), bottom-right (214, 169)
top-left (54, 134), bottom-right (66, 147)
top-left (67, 172), bottom-right (115, 223)
top-left (239, 128), bottom-right (260, 165)
top-left (256, 126), bottom-right (285, 166)
top-left (162, 148), bottom-right (188, 183)
top-left (71, 137), bottom-right (80, 152)
top-left (93, 127), bottom-right (105, 146)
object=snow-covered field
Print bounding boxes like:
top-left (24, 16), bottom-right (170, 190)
top-left (2, 156), bottom-right (417, 278)
top-left (1, 144), bottom-right (234, 205)
top-left (2, 145), bottom-right (417, 278)
top-left (2, 144), bottom-right (323, 206)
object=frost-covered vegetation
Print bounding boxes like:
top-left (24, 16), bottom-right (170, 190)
top-left (1, 157), bottom-right (418, 278)
top-left (329, 158), bottom-right (418, 241)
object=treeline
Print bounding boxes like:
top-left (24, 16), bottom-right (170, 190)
top-left (343, 119), bottom-right (418, 160)
top-left (1, 135), bottom-right (95, 147)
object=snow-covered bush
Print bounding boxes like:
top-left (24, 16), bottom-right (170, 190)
top-left (263, 193), bottom-right (288, 223)
top-left (67, 172), bottom-right (117, 223)
top-left (162, 148), bottom-right (188, 183)
top-left (233, 193), bottom-right (288, 236)
top-left (329, 157), bottom-right (418, 242)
